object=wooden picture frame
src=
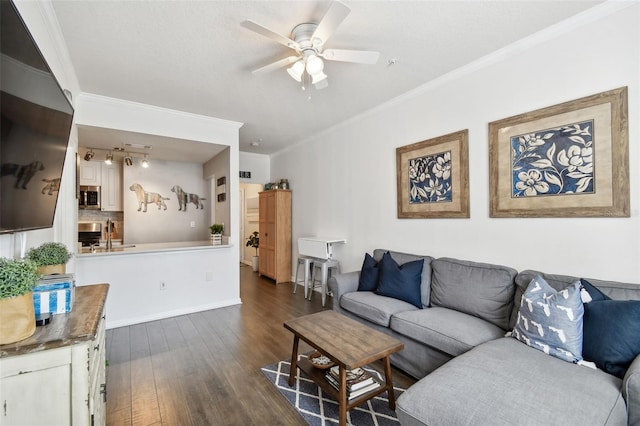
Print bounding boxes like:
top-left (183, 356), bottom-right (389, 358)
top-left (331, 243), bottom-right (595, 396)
top-left (489, 87), bottom-right (629, 218)
top-left (396, 130), bottom-right (469, 218)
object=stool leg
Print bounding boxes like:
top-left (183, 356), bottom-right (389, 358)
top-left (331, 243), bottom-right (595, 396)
top-left (293, 260), bottom-right (300, 294)
top-left (321, 264), bottom-right (329, 307)
top-left (308, 264), bottom-right (316, 301)
top-left (303, 260), bottom-right (312, 299)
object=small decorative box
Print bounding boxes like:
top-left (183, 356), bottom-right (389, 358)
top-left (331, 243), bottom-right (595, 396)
top-left (32, 274), bottom-right (75, 315)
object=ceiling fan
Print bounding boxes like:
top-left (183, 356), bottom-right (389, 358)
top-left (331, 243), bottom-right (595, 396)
top-left (241, 0), bottom-right (380, 90)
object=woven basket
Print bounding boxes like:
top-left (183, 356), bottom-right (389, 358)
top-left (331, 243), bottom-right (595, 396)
top-left (36, 264), bottom-right (65, 276)
top-left (0, 292), bottom-right (36, 345)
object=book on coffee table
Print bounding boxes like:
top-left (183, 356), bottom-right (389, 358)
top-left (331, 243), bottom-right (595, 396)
top-left (325, 372), bottom-right (382, 400)
top-left (326, 366), bottom-right (376, 391)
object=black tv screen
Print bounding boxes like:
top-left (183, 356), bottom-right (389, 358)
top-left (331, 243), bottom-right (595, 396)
top-left (1, 0), bottom-right (74, 234)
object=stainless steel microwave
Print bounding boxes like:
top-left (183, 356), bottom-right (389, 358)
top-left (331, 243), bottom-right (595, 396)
top-left (79, 185), bottom-right (101, 209)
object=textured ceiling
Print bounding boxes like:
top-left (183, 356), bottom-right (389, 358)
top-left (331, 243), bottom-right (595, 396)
top-left (51, 0), bottom-right (603, 161)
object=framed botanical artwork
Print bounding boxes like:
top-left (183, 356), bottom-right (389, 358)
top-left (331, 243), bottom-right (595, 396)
top-left (489, 87), bottom-right (629, 218)
top-left (396, 130), bottom-right (469, 218)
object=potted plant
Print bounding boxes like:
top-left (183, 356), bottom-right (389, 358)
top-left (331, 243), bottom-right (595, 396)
top-left (246, 231), bottom-right (259, 272)
top-left (209, 224), bottom-right (224, 245)
top-left (26, 242), bottom-right (73, 275)
top-left (0, 258), bottom-right (39, 344)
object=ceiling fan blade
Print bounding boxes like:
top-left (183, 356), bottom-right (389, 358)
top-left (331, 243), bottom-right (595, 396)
top-left (311, 1), bottom-right (350, 47)
top-left (241, 20), bottom-right (299, 50)
top-left (321, 49), bottom-right (380, 64)
top-left (252, 55), bottom-right (300, 74)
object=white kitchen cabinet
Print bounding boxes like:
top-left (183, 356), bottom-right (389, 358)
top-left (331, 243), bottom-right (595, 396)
top-left (101, 161), bottom-right (123, 211)
top-left (79, 160), bottom-right (101, 186)
top-left (0, 285), bottom-right (109, 426)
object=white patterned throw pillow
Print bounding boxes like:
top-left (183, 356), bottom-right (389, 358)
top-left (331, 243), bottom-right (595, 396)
top-left (512, 275), bottom-right (584, 363)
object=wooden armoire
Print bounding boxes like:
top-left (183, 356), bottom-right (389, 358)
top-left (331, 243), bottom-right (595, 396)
top-left (258, 189), bottom-right (291, 283)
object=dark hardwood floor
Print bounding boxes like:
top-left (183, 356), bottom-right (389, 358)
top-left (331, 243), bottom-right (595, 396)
top-left (105, 264), bottom-right (416, 425)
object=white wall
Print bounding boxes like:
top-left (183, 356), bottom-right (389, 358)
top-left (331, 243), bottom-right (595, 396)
top-left (239, 151), bottom-right (270, 185)
top-left (204, 147), bottom-right (231, 234)
top-left (272, 3), bottom-right (640, 284)
top-left (124, 160), bottom-right (210, 243)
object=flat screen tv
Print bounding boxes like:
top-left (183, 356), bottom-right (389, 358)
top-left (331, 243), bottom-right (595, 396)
top-left (1, 0), bottom-right (74, 234)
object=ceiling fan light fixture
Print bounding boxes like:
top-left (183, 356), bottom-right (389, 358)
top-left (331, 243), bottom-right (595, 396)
top-left (305, 54), bottom-right (324, 75)
top-left (312, 71), bottom-right (327, 84)
top-left (286, 60), bottom-right (304, 82)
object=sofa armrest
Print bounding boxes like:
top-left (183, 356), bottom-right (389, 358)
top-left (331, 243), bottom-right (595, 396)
top-left (328, 271), bottom-right (359, 314)
top-left (623, 353), bottom-right (640, 425)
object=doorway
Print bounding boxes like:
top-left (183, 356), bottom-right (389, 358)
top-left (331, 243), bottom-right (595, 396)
top-left (239, 183), bottom-right (262, 265)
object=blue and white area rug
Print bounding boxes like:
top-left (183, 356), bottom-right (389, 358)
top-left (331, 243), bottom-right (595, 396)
top-left (261, 355), bottom-right (405, 426)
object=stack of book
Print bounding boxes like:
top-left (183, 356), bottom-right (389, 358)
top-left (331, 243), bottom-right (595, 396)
top-left (325, 366), bottom-right (381, 400)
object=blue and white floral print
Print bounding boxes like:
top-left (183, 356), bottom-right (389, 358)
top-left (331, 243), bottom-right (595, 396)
top-left (409, 151), bottom-right (452, 204)
top-left (511, 120), bottom-right (594, 197)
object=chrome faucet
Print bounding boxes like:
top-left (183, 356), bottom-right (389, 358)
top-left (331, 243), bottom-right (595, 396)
top-left (106, 218), bottom-right (113, 251)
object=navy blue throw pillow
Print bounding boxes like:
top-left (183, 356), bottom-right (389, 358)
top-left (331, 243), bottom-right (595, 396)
top-left (358, 253), bottom-right (380, 291)
top-left (580, 278), bottom-right (609, 302)
top-left (581, 279), bottom-right (640, 378)
top-left (375, 251), bottom-right (424, 308)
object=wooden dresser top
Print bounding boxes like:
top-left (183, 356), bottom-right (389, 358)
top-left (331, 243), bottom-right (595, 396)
top-left (0, 283), bottom-right (109, 358)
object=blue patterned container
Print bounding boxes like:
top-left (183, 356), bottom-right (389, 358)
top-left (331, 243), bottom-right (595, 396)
top-left (32, 274), bottom-right (75, 315)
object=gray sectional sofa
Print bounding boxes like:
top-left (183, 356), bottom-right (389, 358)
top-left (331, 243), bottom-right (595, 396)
top-left (328, 249), bottom-right (640, 425)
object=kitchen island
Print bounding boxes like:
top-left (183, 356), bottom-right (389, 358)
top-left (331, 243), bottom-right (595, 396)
top-left (75, 240), bottom-right (240, 328)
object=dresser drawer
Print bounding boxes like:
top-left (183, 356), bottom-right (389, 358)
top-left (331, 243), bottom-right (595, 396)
top-left (0, 346), bottom-right (71, 379)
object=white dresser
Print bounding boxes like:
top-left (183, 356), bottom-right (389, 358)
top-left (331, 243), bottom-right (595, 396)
top-left (0, 284), bottom-right (109, 426)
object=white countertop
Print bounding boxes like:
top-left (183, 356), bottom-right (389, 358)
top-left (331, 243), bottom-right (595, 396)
top-left (76, 240), bottom-right (232, 257)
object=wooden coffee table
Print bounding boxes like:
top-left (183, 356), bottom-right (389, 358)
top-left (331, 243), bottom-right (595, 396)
top-left (284, 311), bottom-right (404, 426)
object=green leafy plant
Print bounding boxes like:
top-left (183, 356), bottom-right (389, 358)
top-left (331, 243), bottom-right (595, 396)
top-left (0, 258), bottom-right (39, 299)
top-left (209, 224), bottom-right (224, 234)
top-left (26, 242), bottom-right (73, 266)
top-left (246, 231), bottom-right (259, 256)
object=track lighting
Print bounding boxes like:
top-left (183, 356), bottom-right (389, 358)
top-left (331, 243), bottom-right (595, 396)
top-left (84, 149), bottom-right (95, 161)
top-left (124, 153), bottom-right (133, 166)
top-left (104, 151), bottom-right (113, 165)
top-left (141, 155), bottom-right (149, 168)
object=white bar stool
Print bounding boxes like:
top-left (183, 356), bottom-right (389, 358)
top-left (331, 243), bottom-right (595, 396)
top-left (294, 256), bottom-right (314, 298)
top-left (308, 259), bottom-right (340, 307)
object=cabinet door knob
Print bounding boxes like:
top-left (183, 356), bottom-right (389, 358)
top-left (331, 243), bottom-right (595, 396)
top-left (94, 344), bottom-right (100, 351)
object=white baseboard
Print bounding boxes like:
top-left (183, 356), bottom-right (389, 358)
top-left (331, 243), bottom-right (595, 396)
top-left (105, 298), bottom-right (243, 329)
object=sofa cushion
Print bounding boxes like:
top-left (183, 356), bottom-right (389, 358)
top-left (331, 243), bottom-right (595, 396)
top-left (339, 291), bottom-right (419, 327)
top-left (430, 257), bottom-right (517, 330)
top-left (580, 280), bottom-right (640, 379)
top-left (512, 275), bottom-right (583, 363)
top-left (373, 249), bottom-right (432, 308)
top-left (391, 307), bottom-right (505, 357)
top-left (357, 253), bottom-right (380, 291)
top-left (375, 251), bottom-right (423, 308)
top-left (396, 337), bottom-right (627, 426)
